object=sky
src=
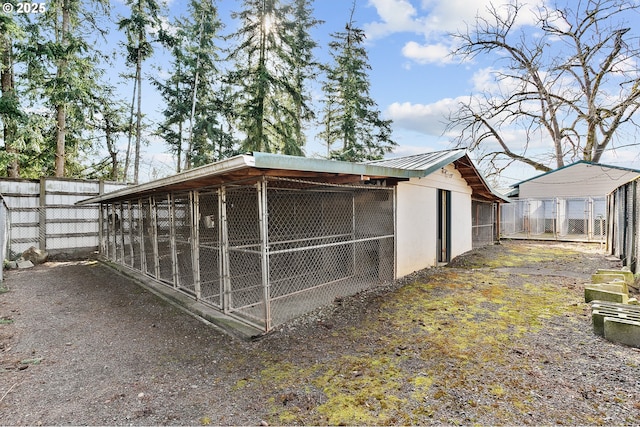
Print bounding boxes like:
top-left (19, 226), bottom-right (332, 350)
top-left (101, 0), bottom-right (640, 186)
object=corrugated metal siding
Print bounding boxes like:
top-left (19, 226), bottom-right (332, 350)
top-left (366, 149), bottom-right (465, 170)
top-left (520, 163), bottom-right (640, 198)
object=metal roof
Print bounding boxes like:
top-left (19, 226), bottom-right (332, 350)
top-left (510, 160), bottom-right (640, 188)
top-left (365, 148), bottom-right (467, 171)
top-left (77, 149), bottom-right (505, 205)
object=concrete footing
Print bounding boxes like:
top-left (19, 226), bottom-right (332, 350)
top-left (585, 285), bottom-right (628, 303)
top-left (591, 302), bottom-right (640, 336)
top-left (588, 268), bottom-right (640, 348)
top-left (603, 317), bottom-right (640, 348)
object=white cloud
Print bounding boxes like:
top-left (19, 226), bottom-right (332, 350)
top-left (401, 41), bottom-right (452, 64)
top-left (470, 67), bottom-right (503, 93)
top-left (386, 98), bottom-right (459, 136)
top-left (367, 0), bottom-right (544, 38)
top-left (365, 0), bottom-right (547, 65)
top-left (386, 97), bottom-right (556, 155)
top-left (365, 0), bottom-right (426, 39)
top-left (600, 147), bottom-right (640, 166)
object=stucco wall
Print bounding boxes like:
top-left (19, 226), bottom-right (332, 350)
top-left (396, 164), bottom-right (473, 278)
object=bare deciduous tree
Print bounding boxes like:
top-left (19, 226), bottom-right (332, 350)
top-left (447, 0), bottom-right (640, 177)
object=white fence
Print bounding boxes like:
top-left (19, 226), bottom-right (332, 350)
top-left (501, 197), bottom-right (606, 242)
top-left (0, 178), bottom-right (127, 259)
top-left (0, 196), bottom-right (8, 282)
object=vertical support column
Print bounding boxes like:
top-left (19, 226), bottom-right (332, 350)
top-left (139, 199), bottom-right (147, 274)
top-left (169, 194), bottom-right (179, 289)
top-left (631, 182), bottom-right (638, 272)
top-left (351, 192), bottom-right (356, 275)
top-left (219, 186), bottom-right (231, 312)
top-left (98, 204), bottom-right (104, 256)
top-left (393, 187), bottom-right (398, 280)
top-left (526, 200), bottom-right (531, 237)
top-left (127, 202), bottom-right (134, 267)
top-left (494, 202), bottom-right (500, 244)
top-left (98, 180), bottom-right (106, 260)
top-left (109, 204), bottom-right (117, 261)
top-left (39, 177), bottom-right (46, 251)
top-left (257, 177), bottom-right (271, 332)
top-left (119, 202), bottom-right (125, 262)
top-left (151, 197), bottom-right (160, 279)
top-left (587, 198), bottom-right (594, 241)
top-left (555, 198), bottom-right (560, 239)
top-left (191, 191), bottom-right (201, 299)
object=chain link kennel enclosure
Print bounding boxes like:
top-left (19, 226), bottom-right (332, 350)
top-left (100, 176), bottom-right (394, 333)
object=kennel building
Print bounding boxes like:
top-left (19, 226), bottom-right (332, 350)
top-left (79, 149), bottom-right (503, 335)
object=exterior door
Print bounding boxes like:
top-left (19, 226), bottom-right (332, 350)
top-left (437, 189), bottom-right (451, 263)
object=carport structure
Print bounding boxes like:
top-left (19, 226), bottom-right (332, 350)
top-left (80, 153), bottom-right (408, 334)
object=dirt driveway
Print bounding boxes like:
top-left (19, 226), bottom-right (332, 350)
top-left (1, 241), bottom-right (640, 425)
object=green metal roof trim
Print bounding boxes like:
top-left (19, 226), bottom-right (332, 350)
top-left (252, 151), bottom-right (419, 178)
top-left (76, 154), bottom-right (254, 205)
top-left (510, 160), bottom-right (640, 189)
top-left (77, 152), bottom-right (418, 205)
top-left (253, 149), bottom-right (468, 178)
top-left (77, 148), bottom-right (501, 205)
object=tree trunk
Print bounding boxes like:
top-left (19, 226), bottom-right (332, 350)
top-left (1, 32), bottom-right (18, 177)
top-left (55, 105), bottom-right (66, 177)
top-left (104, 116), bottom-right (119, 181)
top-left (177, 120), bottom-right (183, 173)
top-left (134, 37), bottom-right (142, 184)
top-left (54, 0), bottom-right (71, 177)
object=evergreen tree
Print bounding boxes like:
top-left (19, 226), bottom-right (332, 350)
top-left (279, 0), bottom-right (322, 155)
top-left (19, 0), bottom-right (110, 177)
top-left (118, 0), bottom-right (164, 183)
top-left (0, 3), bottom-right (23, 177)
top-left (227, 0), bottom-right (320, 156)
top-left (153, 27), bottom-right (191, 172)
top-left (87, 87), bottom-right (128, 180)
top-left (155, 0), bottom-right (235, 171)
top-left (319, 1), bottom-right (395, 162)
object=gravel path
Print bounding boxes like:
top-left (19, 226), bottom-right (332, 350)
top-left (1, 241), bottom-right (640, 425)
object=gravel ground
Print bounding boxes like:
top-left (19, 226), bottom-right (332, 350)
top-left (1, 240), bottom-right (640, 425)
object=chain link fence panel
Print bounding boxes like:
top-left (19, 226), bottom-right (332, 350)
top-left (501, 197), bottom-right (606, 242)
top-left (95, 177), bottom-right (395, 333)
top-left (472, 200), bottom-right (496, 249)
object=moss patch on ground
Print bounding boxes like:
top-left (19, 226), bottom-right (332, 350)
top-left (238, 242), bottom-right (596, 425)
top-left (448, 241), bottom-right (587, 269)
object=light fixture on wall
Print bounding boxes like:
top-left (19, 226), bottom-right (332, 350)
top-left (441, 168), bottom-right (453, 179)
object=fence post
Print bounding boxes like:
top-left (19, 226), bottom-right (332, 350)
top-left (632, 181), bottom-right (638, 272)
top-left (219, 186), bottom-right (231, 313)
top-left (39, 177), bottom-right (46, 251)
top-left (257, 177), bottom-right (271, 332)
top-left (191, 191), bottom-right (201, 299)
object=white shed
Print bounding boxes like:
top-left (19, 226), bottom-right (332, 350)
top-left (512, 161), bottom-right (640, 199)
top-left (501, 161), bottom-right (640, 242)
